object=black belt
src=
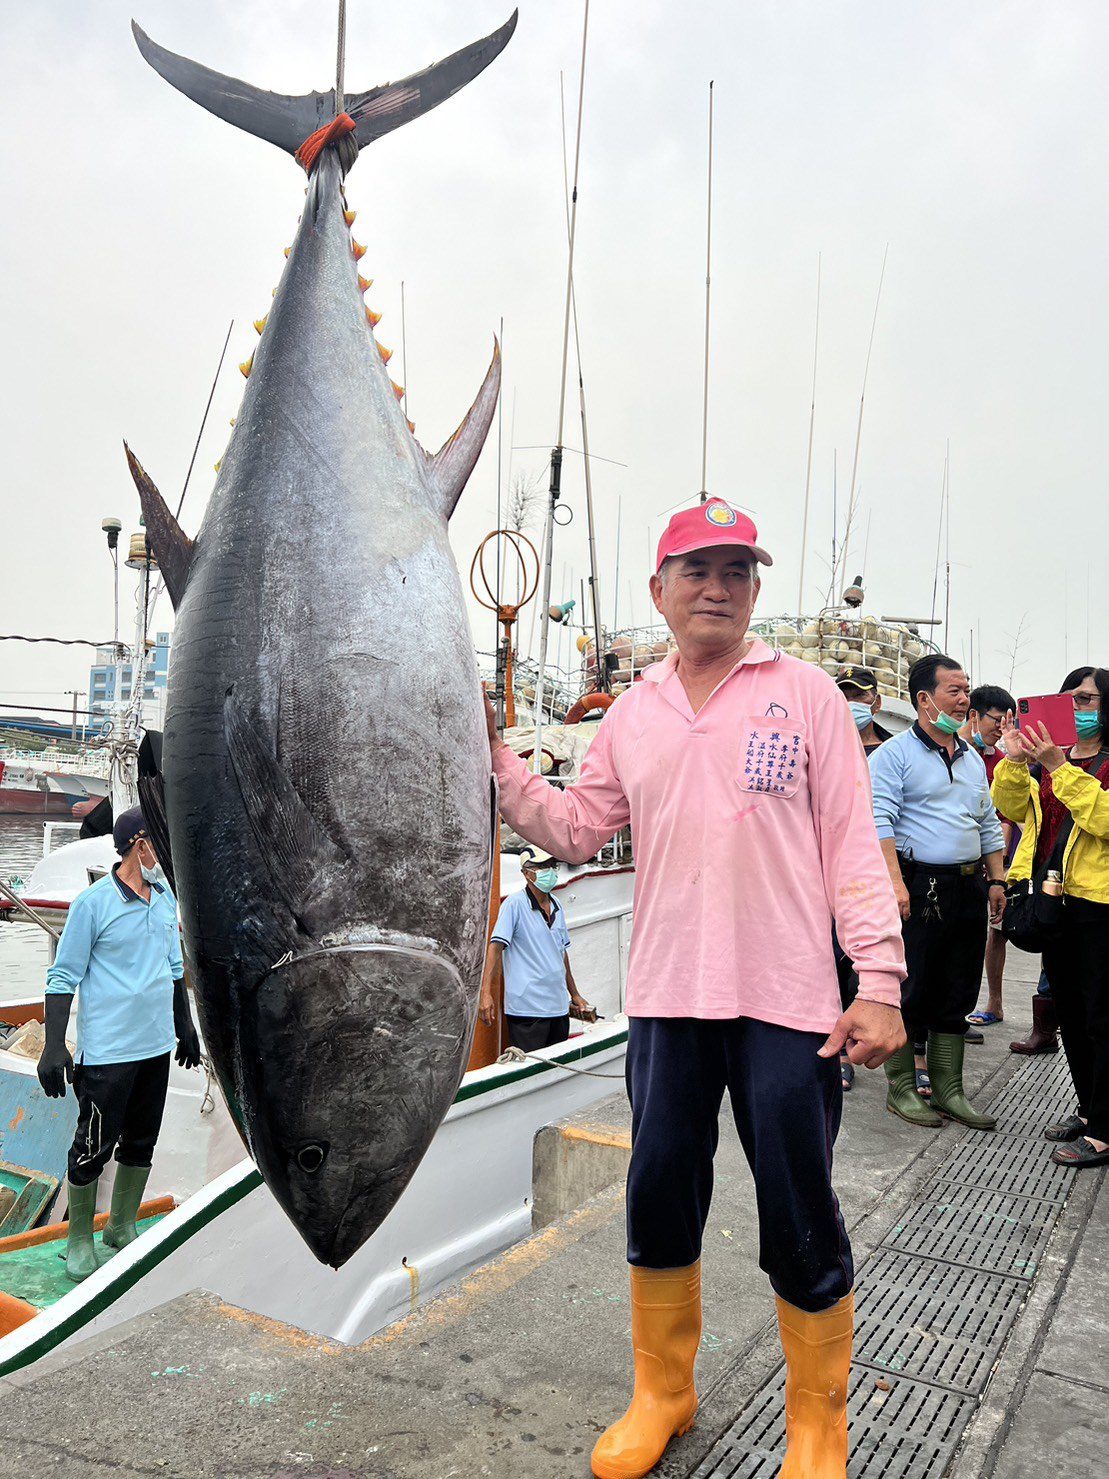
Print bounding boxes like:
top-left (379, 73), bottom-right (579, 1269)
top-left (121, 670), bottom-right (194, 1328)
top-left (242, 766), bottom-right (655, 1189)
top-left (898, 857), bottom-right (980, 877)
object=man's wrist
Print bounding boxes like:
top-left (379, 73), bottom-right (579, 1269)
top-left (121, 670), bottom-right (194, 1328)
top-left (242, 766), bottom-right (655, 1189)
top-left (987, 879), bottom-right (1006, 890)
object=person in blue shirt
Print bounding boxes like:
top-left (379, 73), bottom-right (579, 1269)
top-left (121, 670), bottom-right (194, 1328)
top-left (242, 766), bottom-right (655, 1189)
top-left (36, 806), bottom-right (200, 1281)
top-left (869, 655), bottom-right (1007, 1133)
top-left (478, 845), bottom-right (594, 1051)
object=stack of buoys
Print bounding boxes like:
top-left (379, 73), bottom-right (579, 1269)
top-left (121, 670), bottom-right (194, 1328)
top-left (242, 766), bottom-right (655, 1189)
top-left (769, 617), bottom-right (924, 700)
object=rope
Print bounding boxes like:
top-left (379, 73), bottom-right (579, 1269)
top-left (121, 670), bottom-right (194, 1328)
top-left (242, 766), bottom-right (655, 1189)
top-left (0, 634), bottom-right (110, 648)
top-left (335, 0), bottom-right (347, 115)
top-left (496, 1044), bottom-right (626, 1080)
top-left (295, 112), bottom-right (356, 173)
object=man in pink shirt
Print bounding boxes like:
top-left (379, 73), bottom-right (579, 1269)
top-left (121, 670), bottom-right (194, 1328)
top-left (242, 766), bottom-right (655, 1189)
top-left (485, 500), bottom-right (907, 1479)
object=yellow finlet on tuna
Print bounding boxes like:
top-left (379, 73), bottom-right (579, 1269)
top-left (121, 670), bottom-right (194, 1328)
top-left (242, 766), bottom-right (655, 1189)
top-left (390, 380), bottom-right (405, 400)
top-left (239, 356), bottom-right (253, 378)
top-left (377, 342), bottom-right (393, 364)
top-left (366, 308), bottom-right (382, 328)
top-left (352, 240), bottom-right (367, 261)
top-left (214, 458), bottom-right (223, 473)
top-left (254, 316), bottom-right (268, 335)
top-left (343, 208), bottom-right (356, 227)
top-left (406, 418), bottom-right (416, 433)
top-left (357, 275), bottom-right (373, 294)
top-left (283, 247), bottom-right (291, 258)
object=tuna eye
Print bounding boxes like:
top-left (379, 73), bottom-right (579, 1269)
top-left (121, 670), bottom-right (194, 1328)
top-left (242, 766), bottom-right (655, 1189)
top-left (296, 1143), bottom-right (328, 1174)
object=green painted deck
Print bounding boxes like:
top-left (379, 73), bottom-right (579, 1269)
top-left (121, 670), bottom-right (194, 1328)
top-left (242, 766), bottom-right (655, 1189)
top-left (0, 1216), bottom-right (166, 1310)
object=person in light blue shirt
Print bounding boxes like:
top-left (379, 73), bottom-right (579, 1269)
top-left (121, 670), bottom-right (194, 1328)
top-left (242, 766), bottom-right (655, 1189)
top-left (36, 806), bottom-right (200, 1282)
top-left (868, 656), bottom-right (1008, 1137)
top-left (478, 845), bottom-right (594, 1052)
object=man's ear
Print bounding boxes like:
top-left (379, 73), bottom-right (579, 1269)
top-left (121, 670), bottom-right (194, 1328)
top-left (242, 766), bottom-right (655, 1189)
top-left (872, 694), bottom-right (882, 716)
top-left (649, 573), bottom-right (665, 617)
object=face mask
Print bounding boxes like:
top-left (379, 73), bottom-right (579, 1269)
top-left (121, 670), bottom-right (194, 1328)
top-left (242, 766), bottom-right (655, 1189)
top-left (1075, 709), bottom-right (1102, 740)
top-left (925, 696), bottom-right (963, 735)
top-left (848, 702), bottom-right (873, 731)
top-left (531, 868), bottom-right (559, 893)
top-left (971, 730), bottom-right (986, 750)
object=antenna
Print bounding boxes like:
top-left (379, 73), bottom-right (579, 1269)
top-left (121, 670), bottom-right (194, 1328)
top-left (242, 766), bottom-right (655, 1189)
top-left (832, 245), bottom-right (888, 598)
top-left (699, 81), bottom-right (715, 504)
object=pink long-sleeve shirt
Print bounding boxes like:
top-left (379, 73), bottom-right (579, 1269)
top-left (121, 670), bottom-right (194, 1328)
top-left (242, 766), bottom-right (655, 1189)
top-left (493, 640), bottom-right (906, 1032)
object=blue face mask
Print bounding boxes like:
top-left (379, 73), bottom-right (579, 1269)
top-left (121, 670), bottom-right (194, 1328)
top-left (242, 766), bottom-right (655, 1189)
top-left (531, 868), bottom-right (559, 893)
top-left (1075, 709), bottom-right (1102, 740)
top-left (971, 730), bottom-right (986, 750)
top-left (848, 702), bottom-right (873, 731)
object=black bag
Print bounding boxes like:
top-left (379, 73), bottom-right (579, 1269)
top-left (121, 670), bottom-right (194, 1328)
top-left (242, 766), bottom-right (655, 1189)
top-left (1002, 749), bottom-right (1109, 953)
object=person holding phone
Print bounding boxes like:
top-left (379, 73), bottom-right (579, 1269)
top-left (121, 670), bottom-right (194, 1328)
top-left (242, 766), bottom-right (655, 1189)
top-left (993, 666), bottom-right (1109, 1168)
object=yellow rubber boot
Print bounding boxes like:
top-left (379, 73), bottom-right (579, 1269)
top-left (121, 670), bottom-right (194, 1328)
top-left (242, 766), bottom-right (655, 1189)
top-left (776, 1292), bottom-right (853, 1478)
top-left (591, 1263), bottom-right (701, 1479)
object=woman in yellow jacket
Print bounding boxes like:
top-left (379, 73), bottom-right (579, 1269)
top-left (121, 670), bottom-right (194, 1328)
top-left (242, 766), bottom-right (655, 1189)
top-left (992, 666), bottom-right (1109, 1168)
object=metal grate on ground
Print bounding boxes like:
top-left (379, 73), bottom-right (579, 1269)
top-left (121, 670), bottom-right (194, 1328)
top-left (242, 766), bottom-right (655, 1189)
top-left (853, 1248), bottom-right (1027, 1395)
top-left (689, 1363), bottom-right (974, 1479)
top-left (690, 1051), bottom-right (1074, 1478)
top-left (936, 1130), bottom-right (1072, 1204)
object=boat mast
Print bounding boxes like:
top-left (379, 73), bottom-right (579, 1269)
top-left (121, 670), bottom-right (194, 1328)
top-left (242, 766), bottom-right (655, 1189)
top-left (699, 80), bottom-right (714, 504)
top-left (533, 0), bottom-right (591, 771)
top-left (558, 71), bottom-right (606, 704)
top-left (796, 255), bottom-right (821, 612)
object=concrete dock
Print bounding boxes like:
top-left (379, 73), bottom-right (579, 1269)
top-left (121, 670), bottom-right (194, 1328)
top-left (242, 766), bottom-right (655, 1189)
top-left (1, 951), bottom-right (1105, 1477)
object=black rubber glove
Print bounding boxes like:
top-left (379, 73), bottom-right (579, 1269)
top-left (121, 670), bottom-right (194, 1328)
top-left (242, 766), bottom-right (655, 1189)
top-left (173, 978), bottom-right (201, 1070)
top-left (37, 994), bottom-right (74, 1098)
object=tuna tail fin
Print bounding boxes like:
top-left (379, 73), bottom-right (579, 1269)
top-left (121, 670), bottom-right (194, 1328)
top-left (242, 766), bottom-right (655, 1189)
top-left (131, 13), bottom-right (518, 169)
top-left (122, 442), bottom-right (195, 610)
top-left (422, 340), bottom-right (501, 520)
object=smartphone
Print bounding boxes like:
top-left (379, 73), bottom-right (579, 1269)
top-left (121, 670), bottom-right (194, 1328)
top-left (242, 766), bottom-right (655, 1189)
top-left (1017, 694), bottom-right (1077, 748)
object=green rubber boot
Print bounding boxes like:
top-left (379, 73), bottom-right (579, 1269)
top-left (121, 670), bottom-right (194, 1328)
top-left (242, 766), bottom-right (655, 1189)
top-left (64, 1178), bottom-right (101, 1283)
top-left (101, 1164), bottom-right (152, 1254)
top-left (928, 1033), bottom-right (997, 1131)
top-left (884, 1043), bottom-right (943, 1127)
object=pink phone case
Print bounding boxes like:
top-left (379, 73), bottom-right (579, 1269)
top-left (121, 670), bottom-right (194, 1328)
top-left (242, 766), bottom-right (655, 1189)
top-left (1017, 694), bottom-right (1077, 748)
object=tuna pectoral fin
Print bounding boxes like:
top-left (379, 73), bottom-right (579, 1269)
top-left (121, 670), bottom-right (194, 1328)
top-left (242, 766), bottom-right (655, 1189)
top-left (224, 694), bottom-right (348, 933)
top-left (422, 340), bottom-right (501, 520)
top-left (122, 443), bottom-right (194, 609)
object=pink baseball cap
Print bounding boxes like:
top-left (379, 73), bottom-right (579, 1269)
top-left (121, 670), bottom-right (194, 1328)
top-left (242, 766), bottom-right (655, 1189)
top-left (655, 499), bottom-right (773, 574)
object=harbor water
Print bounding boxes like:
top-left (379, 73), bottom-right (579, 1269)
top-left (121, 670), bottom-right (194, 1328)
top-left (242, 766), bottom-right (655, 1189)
top-left (0, 816), bottom-right (56, 1003)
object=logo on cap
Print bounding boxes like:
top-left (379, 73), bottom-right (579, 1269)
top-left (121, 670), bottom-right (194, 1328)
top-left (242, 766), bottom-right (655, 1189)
top-left (705, 501), bottom-right (737, 528)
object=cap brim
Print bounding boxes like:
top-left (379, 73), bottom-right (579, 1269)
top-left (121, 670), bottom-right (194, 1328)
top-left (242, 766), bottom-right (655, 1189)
top-left (836, 679), bottom-right (876, 693)
top-left (659, 536), bottom-right (773, 571)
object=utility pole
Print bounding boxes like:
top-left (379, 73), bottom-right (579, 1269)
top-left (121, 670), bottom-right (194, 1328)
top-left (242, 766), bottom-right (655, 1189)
top-left (64, 690), bottom-right (85, 742)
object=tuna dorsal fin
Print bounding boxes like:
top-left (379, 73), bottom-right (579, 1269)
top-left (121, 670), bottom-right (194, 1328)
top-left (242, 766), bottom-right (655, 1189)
top-left (122, 442), bottom-right (195, 610)
top-left (132, 14), bottom-right (518, 171)
top-left (224, 692), bottom-right (349, 936)
top-left (421, 340), bottom-right (501, 520)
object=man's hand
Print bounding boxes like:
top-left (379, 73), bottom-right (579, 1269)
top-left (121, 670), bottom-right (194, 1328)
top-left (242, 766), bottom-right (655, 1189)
top-left (172, 978), bottom-right (202, 1070)
top-left (483, 685), bottom-right (505, 755)
top-left (819, 999), bottom-right (906, 1070)
top-left (988, 882), bottom-right (1007, 926)
top-left (892, 874), bottom-right (911, 921)
top-left (175, 1023), bottom-right (201, 1070)
top-left (478, 986), bottom-right (497, 1028)
top-left (37, 1038), bottom-right (73, 1099)
top-left (569, 993), bottom-right (597, 1023)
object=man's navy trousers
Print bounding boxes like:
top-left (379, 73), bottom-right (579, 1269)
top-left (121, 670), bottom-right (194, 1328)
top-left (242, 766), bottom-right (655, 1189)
top-left (625, 1017), bottom-right (852, 1313)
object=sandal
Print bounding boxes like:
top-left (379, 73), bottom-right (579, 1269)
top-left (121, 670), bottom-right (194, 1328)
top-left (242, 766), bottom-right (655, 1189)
top-left (1050, 1136), bottom-right (1109, 1168)
top-left (915, 1068), bottom-right (932, 1099)
top-left (1045, 1114), bottom-right (1087, 1143)
top-left (840, 1055), bottom-right (855, 1092)
top-left (967, 1011), bottom-right (1002, 1026)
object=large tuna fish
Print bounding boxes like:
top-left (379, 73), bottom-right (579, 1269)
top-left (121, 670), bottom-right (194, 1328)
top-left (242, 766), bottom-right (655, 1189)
top-left (123, 13), bottom-right (516, 1266)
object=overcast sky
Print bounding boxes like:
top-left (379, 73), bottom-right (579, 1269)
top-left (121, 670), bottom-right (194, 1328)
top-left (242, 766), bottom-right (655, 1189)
top-left (1, 0), bottom-right (1105, 723)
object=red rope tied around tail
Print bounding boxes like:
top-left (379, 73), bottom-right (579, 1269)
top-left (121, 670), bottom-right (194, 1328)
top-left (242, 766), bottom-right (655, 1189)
top-left (295, 112), bottom-right (356, 173)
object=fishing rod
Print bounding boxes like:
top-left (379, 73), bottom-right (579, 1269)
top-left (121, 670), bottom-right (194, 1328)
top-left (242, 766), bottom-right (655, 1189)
top-left (929, 446), bottom-right (948, 631)
top-left (797, 255), bottom-right (821, 612)
top-left (533, 0), bottom-right (590, 769)
top-left (943, 440), bottom-right (952, 653)
top-left (699, 80), bottom-right (714, 503)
